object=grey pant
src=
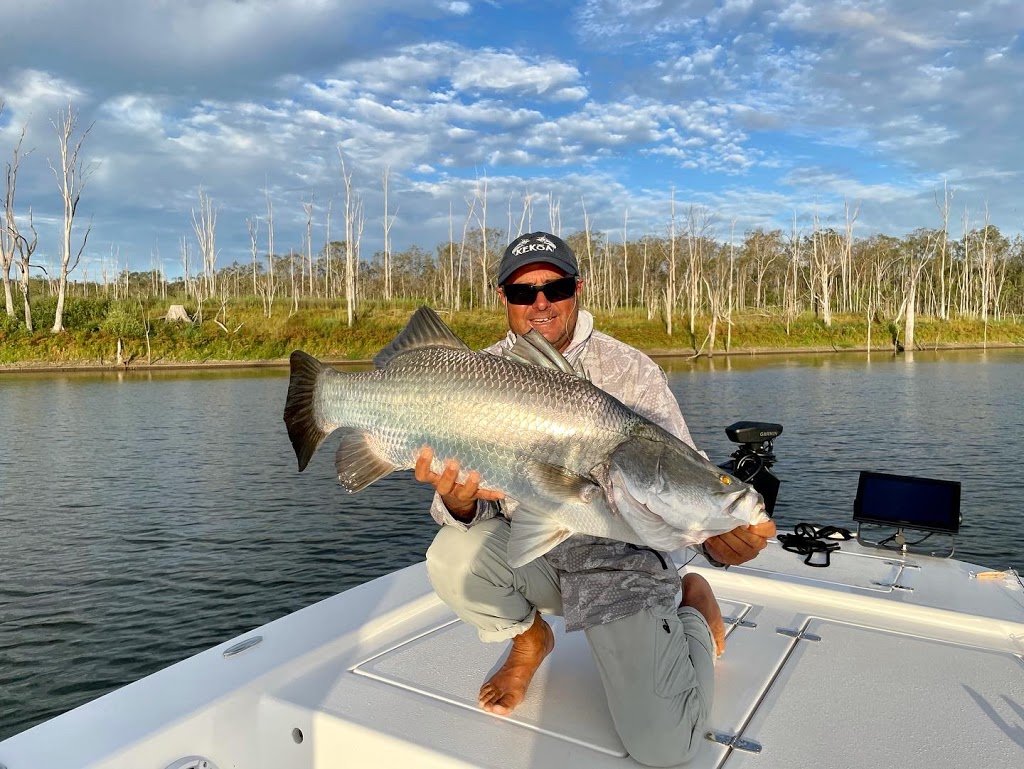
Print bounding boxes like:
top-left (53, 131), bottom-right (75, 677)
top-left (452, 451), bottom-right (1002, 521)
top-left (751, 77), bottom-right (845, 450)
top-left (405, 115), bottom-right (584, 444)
top-left (426, 517), bottom-right (714, 767)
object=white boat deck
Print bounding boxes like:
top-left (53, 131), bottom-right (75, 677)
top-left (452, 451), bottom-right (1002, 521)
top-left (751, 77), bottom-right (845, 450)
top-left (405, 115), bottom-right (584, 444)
top-left (2, 540), bottom-right (1023, 769)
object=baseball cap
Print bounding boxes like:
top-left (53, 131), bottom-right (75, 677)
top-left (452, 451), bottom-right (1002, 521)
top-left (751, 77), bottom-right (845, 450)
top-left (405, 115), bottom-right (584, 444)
top-left (497, 232), bottom-right (580, 285)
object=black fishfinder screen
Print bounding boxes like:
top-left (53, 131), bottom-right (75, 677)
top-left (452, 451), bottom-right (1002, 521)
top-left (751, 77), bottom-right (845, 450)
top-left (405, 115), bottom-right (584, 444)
top-left (854, 471), bottom-right (961, 534)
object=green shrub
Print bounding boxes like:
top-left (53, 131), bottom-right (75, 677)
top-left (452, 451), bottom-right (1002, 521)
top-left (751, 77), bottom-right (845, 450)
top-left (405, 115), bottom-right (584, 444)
top-left (31, 296), bottom-right (112, 331)
top-left (100, 307), bottom-right (147, 338)
top-left (0, 312), bottom-right (23, 334)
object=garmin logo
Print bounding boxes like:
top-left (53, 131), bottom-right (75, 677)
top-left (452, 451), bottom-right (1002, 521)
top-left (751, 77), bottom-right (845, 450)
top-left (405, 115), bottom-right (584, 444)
top-left (760, 431), bottom-right (775, 437)
top-left (512, 236), bottom-right (558, 256)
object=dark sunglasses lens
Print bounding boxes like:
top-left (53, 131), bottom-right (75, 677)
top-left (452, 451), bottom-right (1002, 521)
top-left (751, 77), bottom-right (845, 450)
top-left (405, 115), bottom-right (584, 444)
top-left (502, 277), bottom-right (576, 305)
top-left (543, 277), bottom-right (577, 301)
top-left (501, 283), bottom-right (537, 304)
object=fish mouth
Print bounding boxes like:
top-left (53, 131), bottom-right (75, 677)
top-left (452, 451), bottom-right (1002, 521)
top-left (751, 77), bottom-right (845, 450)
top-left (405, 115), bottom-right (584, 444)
top-left (724, 488), bottom-right (766, 520)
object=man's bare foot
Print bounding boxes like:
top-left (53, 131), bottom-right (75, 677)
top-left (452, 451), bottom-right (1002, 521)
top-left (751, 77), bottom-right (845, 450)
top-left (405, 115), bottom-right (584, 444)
top-left (478, 613), bottom-right (554, 716)
top-left (681, 573), bottom-right (726, 656)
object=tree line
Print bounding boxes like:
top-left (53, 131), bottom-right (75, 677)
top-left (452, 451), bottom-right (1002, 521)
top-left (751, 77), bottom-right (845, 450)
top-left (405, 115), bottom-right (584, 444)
top-left (3, 104), bottom-right (1023, 353)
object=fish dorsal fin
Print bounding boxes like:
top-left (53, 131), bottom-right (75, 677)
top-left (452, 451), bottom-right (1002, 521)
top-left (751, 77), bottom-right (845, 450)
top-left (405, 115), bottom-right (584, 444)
top-left (334, 428), bottom-right (398, 492)
top-left (506, 506), bottom-right (575, 568)
top-left (373, 306), bottom-right (471, 368)
top-left (506, 329), bottom-right (578, 376)
top-left (525, 459), bottom-right (602, 503)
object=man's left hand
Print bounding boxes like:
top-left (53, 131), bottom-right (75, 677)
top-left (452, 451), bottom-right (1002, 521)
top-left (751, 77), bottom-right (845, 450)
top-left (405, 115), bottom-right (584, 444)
top-left (703, 520), bottom-right (776, 566)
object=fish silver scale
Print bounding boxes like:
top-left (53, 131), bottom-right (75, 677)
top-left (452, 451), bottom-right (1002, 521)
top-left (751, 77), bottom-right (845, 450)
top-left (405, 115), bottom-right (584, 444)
top-left (313, 346), bottom-right (643, 539)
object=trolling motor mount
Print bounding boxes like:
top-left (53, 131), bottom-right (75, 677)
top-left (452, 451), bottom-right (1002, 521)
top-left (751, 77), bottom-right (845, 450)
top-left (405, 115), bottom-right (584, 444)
top-left (720, 421), bottom-right (783, 517)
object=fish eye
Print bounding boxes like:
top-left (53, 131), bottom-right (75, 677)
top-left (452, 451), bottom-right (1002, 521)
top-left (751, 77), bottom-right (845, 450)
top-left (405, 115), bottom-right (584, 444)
top-left (719, 475), bottom-right (732, 485)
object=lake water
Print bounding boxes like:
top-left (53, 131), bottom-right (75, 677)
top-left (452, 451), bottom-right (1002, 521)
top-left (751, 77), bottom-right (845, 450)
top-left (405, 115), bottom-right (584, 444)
top-left (2, 348), bottom-right (1023, 740)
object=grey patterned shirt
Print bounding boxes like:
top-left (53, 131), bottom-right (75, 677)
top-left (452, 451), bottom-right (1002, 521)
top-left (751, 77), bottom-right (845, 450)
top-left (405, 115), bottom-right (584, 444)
top-left (429, 310), bottom-right (699, 631)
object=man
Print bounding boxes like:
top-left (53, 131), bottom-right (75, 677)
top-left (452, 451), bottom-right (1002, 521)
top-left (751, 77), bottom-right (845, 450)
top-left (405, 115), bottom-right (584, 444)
top-left (415, 231), bottom-right (775, 767)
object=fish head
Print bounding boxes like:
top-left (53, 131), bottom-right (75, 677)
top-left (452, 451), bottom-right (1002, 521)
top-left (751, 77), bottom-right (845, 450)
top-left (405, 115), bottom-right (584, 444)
top-left (601, 431), bottom-right (766, 551)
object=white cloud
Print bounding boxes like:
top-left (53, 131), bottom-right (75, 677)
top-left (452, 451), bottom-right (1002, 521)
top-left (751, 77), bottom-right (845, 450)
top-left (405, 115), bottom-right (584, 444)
top-left (451, 53), bottom-right (587, 98)
top-left (3, 0), bottom-right (1024, 276)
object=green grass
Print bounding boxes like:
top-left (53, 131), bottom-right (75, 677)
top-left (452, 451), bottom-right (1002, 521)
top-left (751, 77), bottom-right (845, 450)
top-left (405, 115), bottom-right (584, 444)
top-left (1, 297), bottom-right (1022, 368)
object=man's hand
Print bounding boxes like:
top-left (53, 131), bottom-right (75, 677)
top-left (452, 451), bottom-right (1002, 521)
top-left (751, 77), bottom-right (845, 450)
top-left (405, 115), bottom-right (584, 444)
top-left (414, 447), bottom-right (505, 520)
top-left (703, 520), bottom-right (776, 566)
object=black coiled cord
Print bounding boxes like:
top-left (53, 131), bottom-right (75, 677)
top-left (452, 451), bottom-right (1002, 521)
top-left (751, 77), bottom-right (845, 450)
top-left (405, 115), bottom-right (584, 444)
top-left (777, 523), bottom-right (852, 567)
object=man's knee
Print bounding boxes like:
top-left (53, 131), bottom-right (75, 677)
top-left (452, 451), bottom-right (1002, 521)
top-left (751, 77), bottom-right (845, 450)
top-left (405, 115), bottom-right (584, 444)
top-left (425, 519), bottom-right (509, 602)
top-left (617, 689), bottom-right (707, 767)
top-left (588, 609), bottom-right (711, 767)
top-left (426, 524), bottom-right (465, 571)
top-left (426, 525), bottom-right (471, 597)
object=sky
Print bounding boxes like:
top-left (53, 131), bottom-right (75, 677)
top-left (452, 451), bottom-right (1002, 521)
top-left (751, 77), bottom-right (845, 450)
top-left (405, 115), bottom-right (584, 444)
top-left (1, 0), bottom-right (1022, 280)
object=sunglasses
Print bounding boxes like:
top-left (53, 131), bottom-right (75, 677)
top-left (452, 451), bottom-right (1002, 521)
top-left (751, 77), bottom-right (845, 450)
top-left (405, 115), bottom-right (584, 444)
top-left (500, 276), bottom-right (578, 305)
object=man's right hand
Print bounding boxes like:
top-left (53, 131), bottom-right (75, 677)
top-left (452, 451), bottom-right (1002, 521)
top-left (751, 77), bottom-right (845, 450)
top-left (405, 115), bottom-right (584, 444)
top-left (414, 447), bottom-right (505, 521)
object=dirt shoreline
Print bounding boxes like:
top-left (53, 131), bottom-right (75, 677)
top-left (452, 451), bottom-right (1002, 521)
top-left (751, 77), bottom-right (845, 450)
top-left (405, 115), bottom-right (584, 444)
top-left (2, 340), bottom-right (1021, 374)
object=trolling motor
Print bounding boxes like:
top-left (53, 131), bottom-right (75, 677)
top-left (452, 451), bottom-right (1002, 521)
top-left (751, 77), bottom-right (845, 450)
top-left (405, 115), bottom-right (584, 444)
top-left (719, 421), bottom-right (782, 517)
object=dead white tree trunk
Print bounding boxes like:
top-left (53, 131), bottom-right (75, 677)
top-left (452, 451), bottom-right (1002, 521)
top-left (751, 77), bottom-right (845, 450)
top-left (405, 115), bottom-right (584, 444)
top-left (473, 176), bottom-right (490, 308)
top-left (726, 221), bottom-right (736, 351)
top-left (265, 186), bottom-right (277, 317)
top-left (547, 192), bottom-right (561, 236)
top-left (338, 149), bottom-right (357, 326)
top-left (666, 189), bottom-right (678, 336)
top-left (12, 208), bottom-right (38, 331)
top-left (3, 119), bottom-right (31, 321)
top-left (0, 100), bottom-right (9, 317)
top-left (783, 215), bottom-right (802, 335)
top-left (191, 188), bottom-right (218, 308)
top-left (382, 166), bottom-right (396, 302)
top-left (934, 182), bottom-right (953, 320)
top-left (4, 123), bottom-right (38, 331)
top-left (247, 215), bottom-right (260, 297)
top-left (622, 208), bottom-right (630, 308)
top-left (684, 205), bottom-right (714, 342)
top-left (49, 103), bottom-right (96, 333)
top-left (324, 198), bottom-right (333, 299)
top-left (447, 202), bottom-right (457, 309)
top-left (809, 212), bottom-right (842, 327)
top-left (303, 196), bottom-right (315, 298)
top-left (458, 195), bottom-right (477, 309)
top-left (582, 197), bottom-right (596, 303)
top-left (841, 200), bottom-right (860, 314)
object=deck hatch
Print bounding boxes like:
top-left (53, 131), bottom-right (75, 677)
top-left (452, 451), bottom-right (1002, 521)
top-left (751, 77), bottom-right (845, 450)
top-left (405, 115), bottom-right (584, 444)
top-left (720, 618), bottom-right (1024, 768)
top-left (352, 616), bottom-right (629, 757)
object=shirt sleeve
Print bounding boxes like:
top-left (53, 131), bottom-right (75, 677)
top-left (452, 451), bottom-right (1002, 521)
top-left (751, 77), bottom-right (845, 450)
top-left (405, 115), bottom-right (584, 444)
top-left (632, 365), bottom-right (705, 455)
top-left (429, 493), bottom-right (502, 529)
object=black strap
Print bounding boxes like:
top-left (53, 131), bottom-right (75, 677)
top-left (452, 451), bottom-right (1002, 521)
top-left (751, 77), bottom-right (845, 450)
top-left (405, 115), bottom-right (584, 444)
top-left (777, 522), bottom-right (851, 568)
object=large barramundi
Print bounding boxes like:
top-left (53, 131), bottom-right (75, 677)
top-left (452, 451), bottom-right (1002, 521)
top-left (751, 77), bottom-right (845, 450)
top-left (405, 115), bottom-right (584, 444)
top-left (284, 306), bottom-right (766, 566)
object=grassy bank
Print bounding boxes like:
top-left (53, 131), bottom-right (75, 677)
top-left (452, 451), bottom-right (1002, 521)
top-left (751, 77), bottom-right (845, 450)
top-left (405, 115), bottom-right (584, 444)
top-left (2, 296), bottom-right (1023, 368)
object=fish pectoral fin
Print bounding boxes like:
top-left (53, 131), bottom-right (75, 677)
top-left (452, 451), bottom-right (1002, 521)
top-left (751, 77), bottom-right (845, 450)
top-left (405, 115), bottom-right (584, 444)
top-left (334, 428), bottom-right (398, 492)
top-left (507, 507), bottom-right (574, 568)
top-left (525, 460), bottom-right (602, 503)
top-left (506, 330), bottom-right (578, 376)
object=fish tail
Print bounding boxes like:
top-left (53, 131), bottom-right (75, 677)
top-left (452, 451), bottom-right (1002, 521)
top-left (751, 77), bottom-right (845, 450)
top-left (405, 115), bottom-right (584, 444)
top-left (284, 350), bottom-right (331, 471)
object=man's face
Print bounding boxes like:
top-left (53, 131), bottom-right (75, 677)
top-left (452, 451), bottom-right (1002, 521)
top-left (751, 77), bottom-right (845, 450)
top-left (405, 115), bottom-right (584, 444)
top-left (498, 262), bottom-right (582, 353)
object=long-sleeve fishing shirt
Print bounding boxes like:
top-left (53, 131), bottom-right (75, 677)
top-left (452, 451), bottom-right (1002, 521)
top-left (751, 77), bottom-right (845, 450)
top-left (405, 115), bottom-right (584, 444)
top-left (429, 309), bottom-right (700, 632)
